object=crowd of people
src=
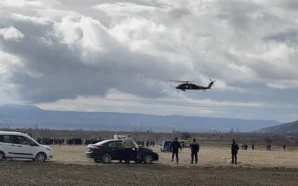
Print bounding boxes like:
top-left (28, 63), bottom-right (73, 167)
top-left (35, 136), bottom-right (156, 148)
top-left (36, 137), bottom-right (104, 145)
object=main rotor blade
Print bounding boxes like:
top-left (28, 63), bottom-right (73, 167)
top-left (170, 80), bottom-right (196, 83)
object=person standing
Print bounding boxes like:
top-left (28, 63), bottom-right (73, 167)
top-left (122, 134), bottom-right (134, 164)
top-left (231, 139), bottom-right (239, 164)
top-left (190, 138), bottom-right (199, 164)
top-left (170, 137), bottom-right (182, 164)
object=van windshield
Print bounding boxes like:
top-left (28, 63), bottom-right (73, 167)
top-left (164, 141), bottom-right (172, 146)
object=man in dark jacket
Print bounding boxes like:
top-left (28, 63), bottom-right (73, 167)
top-left (190, 138), bottom-right (199, 164)
top-left (231, 139), bottom-right (239, 164)
top-left (170, 137), bottom-right (182, 164)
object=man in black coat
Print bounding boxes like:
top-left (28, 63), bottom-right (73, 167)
top-left (190, 138), bottom-right (199, 164)
top-left (231, 139), bottom-right (239, 164)
top-left (170, 137), bottom-right (182, 164)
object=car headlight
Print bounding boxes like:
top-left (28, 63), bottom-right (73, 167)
top-left (46, 147), bottom-right (52, 151)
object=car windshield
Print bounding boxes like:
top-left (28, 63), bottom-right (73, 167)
top-left (25, 134), bottom-right (39, 145)
top-left (164, 141), bottom-right (172, 146)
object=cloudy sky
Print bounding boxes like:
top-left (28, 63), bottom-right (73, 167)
top-left (0, 0), bottom-right (298, 122)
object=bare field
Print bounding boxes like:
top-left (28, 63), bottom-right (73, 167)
top-left (1, 161), bottom-right (298, 186)
top-left (52, 145), bottom-right (298, 168)
top-left (1, 145), bottom-right (298, 186)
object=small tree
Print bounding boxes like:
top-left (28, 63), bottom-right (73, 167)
top-left (230, 127), bottom-right (234, 133)
top-left (264, 136), bottom-right (273, 144)
top-left (181, 132), bottom-right (191, 140)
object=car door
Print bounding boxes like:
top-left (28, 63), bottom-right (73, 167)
top-left (10, 135), bottom-right (35, 158)
top-left (114, 141), bottom-right (125, 160)
top-left (17, 136), bottom-right (38, 158)
top-left (0, 135), bottom-right (21, 158)
top-left (0, 135), bottom-right (14, 157)
top-left (107, 141), bottom-right (122, 160)
top-left (0, 135), bottom-right (5, 151)
top-left (0, 135), bottom-right (3, 151)
top-left (131, 142), bottom-right (139, 161)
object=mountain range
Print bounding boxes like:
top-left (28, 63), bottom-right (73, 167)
top-left (0, 104), bottom-right (283, 132)
top-left (256, 120), bottom-right (298, 133)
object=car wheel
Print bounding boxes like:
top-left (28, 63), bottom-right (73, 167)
top-left (0, 151), bottom-right (5, 161)
top-left (101, 153), bottom-right (112, 163)
top-left (35, 152), bottom-right (47, 162)
top-left (143, 154), bottom-right (153, 164)
top-left (93, 157), bottom-right (101, 163)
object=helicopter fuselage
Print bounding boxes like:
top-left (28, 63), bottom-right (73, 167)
top-left (176, 83), bottom-right (209, 91)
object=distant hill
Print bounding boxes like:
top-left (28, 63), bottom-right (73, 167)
top-left (256, 120), bottom-right (298, 133)
top-left (0, 104), bottom-right (281, 132)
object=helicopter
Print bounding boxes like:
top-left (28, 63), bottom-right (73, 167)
top-left (170, 79), bottom-right (216, 92)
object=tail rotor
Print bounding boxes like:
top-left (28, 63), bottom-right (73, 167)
top-left (208, 79), bottom-right (216, 88)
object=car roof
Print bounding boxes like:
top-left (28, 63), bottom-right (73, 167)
top-left (99, 139), bottom-right (122, 143)
top-left (93, 139), bottom-right (122, 145)
top-left (0, 131), bottom-right (28, 136)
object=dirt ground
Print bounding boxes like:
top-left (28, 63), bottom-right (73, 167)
top-left (1, 145), bottom-right (298, 186)
top-left (1, 161), bottom-right (298, 186)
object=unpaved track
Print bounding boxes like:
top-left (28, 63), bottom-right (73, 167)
top-left (1, 161), bottom-right (298, 186)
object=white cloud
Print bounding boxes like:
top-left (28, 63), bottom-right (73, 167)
top-left (36, 89), bottom-right (298, 121)
top-left (0, 0), bottom-right (44, 8)
top-left (10, 13), bottom-right (52, 25)
top-left (93, 2), bottom-right (162, 17)
top-left (0, 0), bottom-right (298, 121)
top-left (267, 80), bottom-right (298, 90)
top-left (0, 27), bottom-right (24, 41)
top-left (267, 83), bottom-right (287, 90)
top-left (0, 50), bottom-right (22, 103)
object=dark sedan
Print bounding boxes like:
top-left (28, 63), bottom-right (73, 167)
top-left (85, 139), bottom-right (159, 164)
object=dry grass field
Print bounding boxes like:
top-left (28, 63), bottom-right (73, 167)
top-left (52, 145), bottom-right (298, 168)
top-left (1, 145), bottom-right (298, 186)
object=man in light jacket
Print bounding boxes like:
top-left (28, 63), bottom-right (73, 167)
top-left (122, 134), bottom-right (134, 164)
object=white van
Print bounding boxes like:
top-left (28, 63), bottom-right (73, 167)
top-left (113, 134), bottom-right (126, 140)
top-left (0, 131), bottom-right (53, 162)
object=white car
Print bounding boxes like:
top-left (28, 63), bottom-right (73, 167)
top-left (0, 131), bottom-right (53, 162)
